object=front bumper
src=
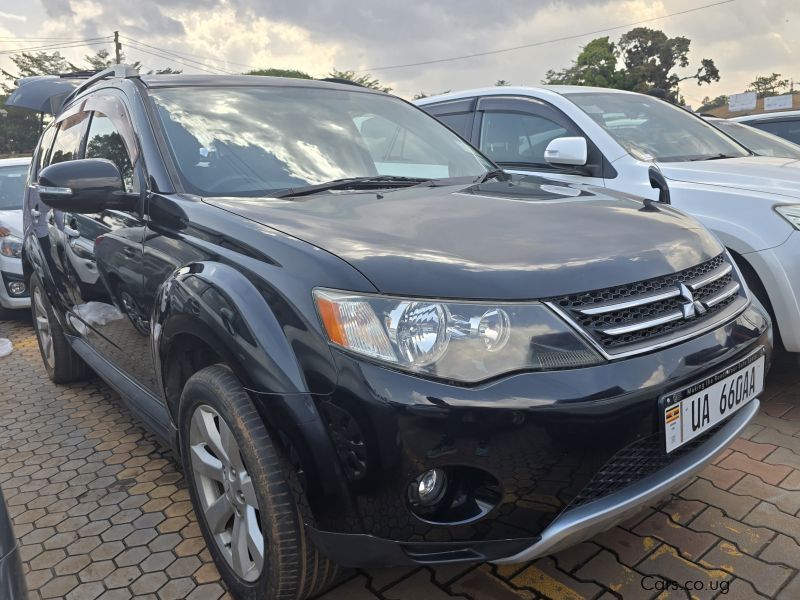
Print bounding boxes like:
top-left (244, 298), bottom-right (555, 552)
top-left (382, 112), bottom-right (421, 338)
top-left (0, 257), bottom-right (29, 310)
top-left (275, 303), bottom-right (770, 567)
top-left (745, 230), bottom-right (800, 352)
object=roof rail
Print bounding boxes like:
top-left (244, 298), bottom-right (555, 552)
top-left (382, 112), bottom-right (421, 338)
top-left (61, 64), bottom-right (139, 107)
top-left (319, 77), bottom-right (366, 88)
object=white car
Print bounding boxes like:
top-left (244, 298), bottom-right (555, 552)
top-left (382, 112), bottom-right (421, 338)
top-left (416, 87), bottom-right (800, 354)
top-left (731, 110), bottom-right (800, 146)
top-left (0, 156), bottom-right (32, 316)
top-left (704, 117), bottom-right (800, 159)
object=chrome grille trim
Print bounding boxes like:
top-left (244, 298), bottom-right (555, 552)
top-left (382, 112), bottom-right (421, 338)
top-left (548, 254), bottom-right (750, 357)
top-left (600, 310), bottom-right (683, 336)
top-left (579, 288), bottom-right (681, 316)
top-left (687, 262), bottom-right (732, 291)
top-left (705, 281), bottom-right (741, 308)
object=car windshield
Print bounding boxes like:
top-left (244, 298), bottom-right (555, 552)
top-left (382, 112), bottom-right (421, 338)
top-left (711, 120), bottom-right (800, 159)
top-left (149, 85), bottom-right (493, 197)
top-left (566, 92), bottom-right (750, 162)
top-left (0, 164), bottom-right (27, 210)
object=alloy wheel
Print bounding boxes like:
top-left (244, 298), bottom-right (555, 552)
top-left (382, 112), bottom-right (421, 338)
top-left (32, 287), bottom-right (54, 369)
top-left (189, 404), bottom-right (264, 581)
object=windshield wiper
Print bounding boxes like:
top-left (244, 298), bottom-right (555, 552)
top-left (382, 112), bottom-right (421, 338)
top-left (474, 168), bottom-right (510, 183)
top-left (689, 153), bottom-right (740, 161)
top-left (270, 176), bottom-right (431, 198)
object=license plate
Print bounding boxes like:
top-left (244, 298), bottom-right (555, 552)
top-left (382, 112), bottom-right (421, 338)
top-left (663, 350), bottom-right (765, 453)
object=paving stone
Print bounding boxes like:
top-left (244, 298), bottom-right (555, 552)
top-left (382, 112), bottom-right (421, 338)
top-left (729, 474), bottom-right (800, 514)
top-left (758, 534), bottom-right (800, 569)
top-left (689, 506), bottom-right (774, 554)
top-left (636, 544), bottom-right (731, 600)
top-left (680, 478), bottom-right (759, 519)
top-left (384, 570), bottom-right (468, 600)
top-left (700, 540), bottom-right (792, 597)
top-left (590, 526), bottom-right (658, 567)
top-left (504, 557), bottom-right (603, 600)
top-left (317, 574), bottom-right (381, 599)
top-left (449, 564), bottom-right (535, 599)
top-left (575, 550), bottom-right (656, 600)
top-left (634, 512), bottom-right (717, 560)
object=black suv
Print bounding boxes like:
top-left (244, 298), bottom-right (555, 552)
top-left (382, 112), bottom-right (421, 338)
top-left (16, 67), bottom-right (770, 600)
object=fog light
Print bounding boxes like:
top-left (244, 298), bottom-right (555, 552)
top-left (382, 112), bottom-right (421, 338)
top-left (7, 281), bottom-right (26, 296)
top-left (410, 468), bottom-right (447, 507)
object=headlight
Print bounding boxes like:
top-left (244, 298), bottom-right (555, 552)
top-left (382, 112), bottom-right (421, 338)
top-left (776, 205), bottom-right (800, 230)
top-left (0, 235), bottom-right (22, 258)
top-left (314, 289), bottom-right (603, 382)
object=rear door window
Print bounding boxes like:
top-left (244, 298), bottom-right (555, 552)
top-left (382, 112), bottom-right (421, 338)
top-left (750, 119), bottom-right (800, 145)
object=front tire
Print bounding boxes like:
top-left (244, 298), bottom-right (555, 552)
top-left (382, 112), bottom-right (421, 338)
top-left (179, 365), bottom-right (339, 600)
top-left (29, 274), bottom-right (91, 383)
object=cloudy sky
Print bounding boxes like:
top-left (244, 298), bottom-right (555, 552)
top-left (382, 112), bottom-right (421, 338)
top-left (0, 0), bottom-right (797, 106)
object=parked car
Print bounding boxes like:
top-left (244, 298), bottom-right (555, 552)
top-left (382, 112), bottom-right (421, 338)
top-left (703, 116), bottom-right (800, 159)
top-left (416, 87), bottom-right (800, 356)
top-left (0, 486), bottom-right (28, 600)
top-left (732, 110), bottom-right (800, 145)
top-left (0, 157), bottom-right (31, 317)
top-left (14, 68), bottom-right (770, 600)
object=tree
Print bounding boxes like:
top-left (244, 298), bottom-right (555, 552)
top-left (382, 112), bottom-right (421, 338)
top-left (544, 37), bottom-right (622, 88)
top-left (747, 73), bottom-right (789, 98)
top-left (412, 90), bottom-right (451, 100)
top-left (327, 69), bottom-right (391, 92)
top-left (697, 95), bottom-right (729, 112)
top-left (246, 68), bottom-right (313, 79)
top-left (1, 51), bottom-right (77, 92)
top-left (543, 28), bottom-right (719, 102)
top-left (0, 98), bottom-right (42, 156)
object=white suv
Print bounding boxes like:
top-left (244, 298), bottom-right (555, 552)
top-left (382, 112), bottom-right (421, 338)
top-left (0, 156), bottom-right (31, 317)
top-left (415, 87), bottom-right (800, 355)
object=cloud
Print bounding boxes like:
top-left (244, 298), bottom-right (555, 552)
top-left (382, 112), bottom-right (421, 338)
top-left (0, 0), bottom-right (798, 105)
top-left (0, 11), bottom-right (27, 22)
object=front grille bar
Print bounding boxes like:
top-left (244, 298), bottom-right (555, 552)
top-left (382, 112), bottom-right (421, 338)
top-left (599, 309), bottom-right (683, 336)
top-left (705, 281), bottom-right (741, 308)
top-left (578, 261), bottom-right (733, 317)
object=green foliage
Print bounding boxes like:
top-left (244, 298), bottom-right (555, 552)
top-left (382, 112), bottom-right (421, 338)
top-left (746, 73), bottom-right (789, 98)
top-left (412, 90), bottom-right (451, 100)
top-left (327, 69), bottom-right (392, 92)
top-left (246, 68), bottom-right (313, 79)
top-left (697, 95), bottom-right (729, 112)
top-left (544, 37), bottom-right (622, 88)
top-left (0, 95), bottom-right (43, 156)
top-left (543, 28), bottom-right (720, 102)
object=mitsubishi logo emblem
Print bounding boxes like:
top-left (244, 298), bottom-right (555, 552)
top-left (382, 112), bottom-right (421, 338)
top-left (678, 283), bottom-right (707, 319)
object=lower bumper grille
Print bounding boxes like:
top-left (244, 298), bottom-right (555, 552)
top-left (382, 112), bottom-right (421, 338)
top-left (567, 425), bottom-right (718, 510)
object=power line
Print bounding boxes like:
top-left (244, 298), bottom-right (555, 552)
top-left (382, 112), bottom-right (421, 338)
top-left (121, 36), bottom-right (250, 72)
top-left (360, 0), bottom-right (737, 72)
top-left (123, 41), bottom-right (229, 75)
top-left (0, 38), bottom-right (112, 56)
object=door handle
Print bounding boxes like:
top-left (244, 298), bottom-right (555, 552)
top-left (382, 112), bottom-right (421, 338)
top-left (123, 247), bottom-right (137, 258)
top-left (64, 226), bottom-right (80, 238)
top-left (31, 209), bottom-right (40, 219)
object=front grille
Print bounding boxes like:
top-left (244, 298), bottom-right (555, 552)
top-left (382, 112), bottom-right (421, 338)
top-left (550, 254), bottom-right (747, 354)
top-left (567, 426), bottom-right (717, 509)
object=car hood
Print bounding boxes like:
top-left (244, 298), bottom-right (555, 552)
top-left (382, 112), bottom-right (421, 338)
top-left (204, 179), bottom-right (723, 299)
top-left (658, 156), bottom-right (800, 199)
top-left (0, 210), bottom-right (23, 238)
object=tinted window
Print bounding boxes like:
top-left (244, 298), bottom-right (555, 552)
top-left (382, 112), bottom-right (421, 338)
top-left (49, 112), bottom-right (89, 165)
top-left (567, 92), bottom-right (749, 162)
top-left (480, 112), bottom-right (570, 165)
top-left (750, 119), bottom-right (800, 146)
top-left (85, 112), bottom-right (136, 192)
top-left (436, 112), bottom-right (472, 139)
top-left (711, 120), bottom-right (800, 159)
top-left (0, 164), bottom-right (28, 210)
top-left (36, 125), bottom-right (57, 174)
top-left (150, 87), bottom-right (491, 197)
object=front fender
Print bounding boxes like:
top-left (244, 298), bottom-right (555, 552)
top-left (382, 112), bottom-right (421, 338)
top-left (153, 260), bottom-right (337, 398)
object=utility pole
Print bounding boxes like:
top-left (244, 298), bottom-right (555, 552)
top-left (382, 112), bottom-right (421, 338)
top-left (114, 31), bottom-right (122, 64)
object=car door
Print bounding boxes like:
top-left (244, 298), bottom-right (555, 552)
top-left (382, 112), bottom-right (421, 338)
top-left (63, 93), bottom-right (156, 391)
top-left (472, 96), bottom-right (608, 187)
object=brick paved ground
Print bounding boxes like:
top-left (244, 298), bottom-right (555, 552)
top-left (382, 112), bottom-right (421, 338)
top-left (1, 315), bottom-right (799, 600)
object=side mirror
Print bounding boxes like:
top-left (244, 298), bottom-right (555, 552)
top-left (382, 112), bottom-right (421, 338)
top-left (544, 137), bottom-right (588, 167)
top-left (37, 159), bottom-right (137, 213)
top-left (648, 166), bottom-right (671, 204)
